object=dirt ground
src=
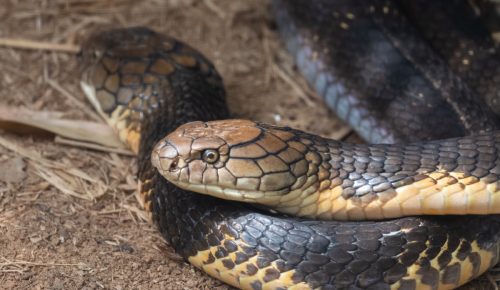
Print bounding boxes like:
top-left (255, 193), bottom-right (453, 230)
top-left (0, 1), bottom-right (350, 289)
top-left (0, 1), bottom-right (498, 290)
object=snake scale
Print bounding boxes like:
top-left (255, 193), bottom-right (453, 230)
top-left (78, 1), bottom-right (500, 289)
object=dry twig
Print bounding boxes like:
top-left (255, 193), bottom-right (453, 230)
top-left (0, 38), bottom-right (79, 53)
top-left (45, 79), bottom-right (102, 122)
top-left (55, 136), bottom-right (133, 156)
top-left (203, 0), bottom-right (226, 20)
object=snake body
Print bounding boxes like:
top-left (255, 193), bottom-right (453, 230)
top-left (273, 0), bottom-right (500, 144)
top-left (78, 1), bottom-right (500, 288)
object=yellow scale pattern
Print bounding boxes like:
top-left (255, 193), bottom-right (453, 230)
top-left (393, 239), bottom-right (499, 289)
top-left (187, 233), bottom-right (499, 289)
top-left (289, 171), bottom-right (500, 221)
top-left (81, 72), bottom-right (142, 154)
top-left (188, 235), bottom-right (311, 290)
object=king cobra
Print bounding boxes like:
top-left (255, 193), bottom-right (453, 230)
top-left (153, 120), bottom-right (500, 221)
top-left (79, 1), bottom-right (500, 289)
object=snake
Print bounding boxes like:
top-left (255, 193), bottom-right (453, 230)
top-left (153, 120), bottom-right (500, 221)
top-left (77, 1), bottom-right (500, 289)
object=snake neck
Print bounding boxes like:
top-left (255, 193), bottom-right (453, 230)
top-left (274, 130), bottom-right (500, 220)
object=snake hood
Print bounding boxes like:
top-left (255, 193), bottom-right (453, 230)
top-left (151, 119), bottom-right (308, 205)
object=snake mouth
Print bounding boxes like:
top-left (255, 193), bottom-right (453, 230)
top-left (168, 179), bottom-right (259, 201)
top-left (165, 178), bottom-right (285, 205)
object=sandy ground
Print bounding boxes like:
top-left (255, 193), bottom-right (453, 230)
top-left (0, 1), bottom-right (498, 290)
top-left (0, 1), bottom-right (349, 289)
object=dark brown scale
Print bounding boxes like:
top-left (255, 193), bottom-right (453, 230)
top-left (215, 247), bottom-right (228, 259)
top-left (443, 263), bottom-right (461, 285)
top-left (222, 258), bottom-right (235, 269)
top-left (469, 253), bottom-right (482, 276)
top-left (438, 251), bottom-right (453, 268)
top-left (421, 267), bottom-right (440, 288)
top-left (234, 252), bottom-right (249, 264)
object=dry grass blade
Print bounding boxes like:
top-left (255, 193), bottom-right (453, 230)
top-left (0, 135), bottom-right (59, 168)
top-left (55, 136), bottom-right (133, 156)
top-left (122, 203), bottom-right (149, 222)
top-left (0, 136), bottom-right (109, 200)
top-left (203, 0), bottom-right (226, 19)
top-left (31, 162), bottom-right (93, 200)
top-left (0, 105), bottom-right (125, 149)
top-left (270, 63), bottom-right (352, 140)
top-left (45, 79), bottom-right (102, 122)
top-left (0, 38), bottom-right (80, 53)
top-left (271, 62), bottom-right (316, 107)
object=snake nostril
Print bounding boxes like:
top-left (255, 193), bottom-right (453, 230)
top-left (169, 157), bottom-right (179, 171)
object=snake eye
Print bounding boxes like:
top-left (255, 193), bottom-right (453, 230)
top-left (202, 149), bottom-right (219, 164)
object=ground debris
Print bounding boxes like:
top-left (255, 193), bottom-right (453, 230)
top-left (0, 156), bottom-right (26, 183)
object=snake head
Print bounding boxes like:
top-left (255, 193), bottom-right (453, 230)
top-left (152, 119), bottom-right (314, 206)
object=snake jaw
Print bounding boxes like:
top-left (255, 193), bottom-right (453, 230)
top-left (159, 178), bottom-right (284, 205)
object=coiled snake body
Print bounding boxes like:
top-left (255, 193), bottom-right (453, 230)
top-left (80, 1), bottom-right (500, 289)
